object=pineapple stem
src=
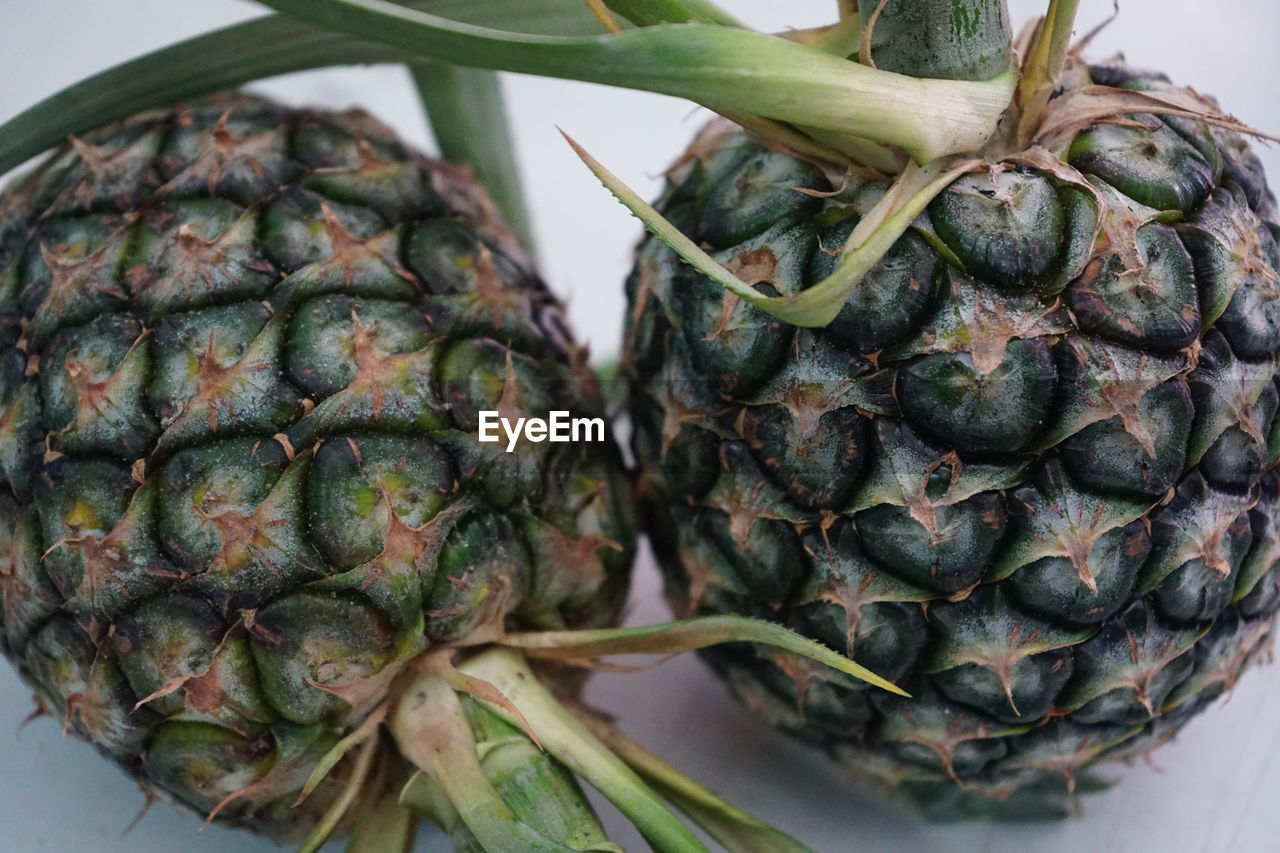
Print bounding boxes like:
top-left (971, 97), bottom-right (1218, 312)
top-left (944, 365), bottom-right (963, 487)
top-left (388, 671), bottom-right (611, 851)
top-left (457, 648), bottom-right (710, 853)
top-left (859, 0), bottom-right (1014, 82)
top-left (410, 61), bottom-right (537, 253)
top-left (1014, 0), bottom-right (1084, 147)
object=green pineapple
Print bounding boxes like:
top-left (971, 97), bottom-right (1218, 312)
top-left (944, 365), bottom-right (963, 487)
top-left (0, 29), bottom-right (896, 846)
top-left (624, 9), bottom-right (1280, 818)
top-left (0, 92), bottom-right (636, 840)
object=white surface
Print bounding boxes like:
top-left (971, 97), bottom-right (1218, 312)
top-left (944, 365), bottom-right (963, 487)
top-left (0, 1), bottom-right (1278, 851)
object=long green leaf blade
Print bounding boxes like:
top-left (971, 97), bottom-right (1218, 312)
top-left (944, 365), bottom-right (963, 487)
top-left (400, 772), bottom-right (486, 852)
top-left (411, 61), bottom-right (534, 250)
top-left (500, 613), bottom-right (909, 696)
top-left (466, 700), bottom-right (621, 852)
top-left (1, 0), bottom-right (1012, 177)
top-left (568, 130), bottom-right (976, 328)
top-left (259, 0), bottom-right (1015, 163)
top-left (579, 713), bottom-right (816, 853)
top-left (296, 737), bottom-right (379, 853)
top-left (604, 0), bottom-right (744, 27)
top-left (0, 0), bottom-right (607, 176)
top-left (1014, 0), bottom-right (1084, 147)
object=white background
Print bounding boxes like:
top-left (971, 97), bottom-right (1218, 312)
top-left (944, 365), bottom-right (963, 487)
top-left (0, 1), bottom-right (1277, 851)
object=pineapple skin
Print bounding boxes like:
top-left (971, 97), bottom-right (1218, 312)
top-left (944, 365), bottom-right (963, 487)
top-left (0, 95), bottom-right (633, 840)
top-left (626, 63), bottom-right (1280, 816)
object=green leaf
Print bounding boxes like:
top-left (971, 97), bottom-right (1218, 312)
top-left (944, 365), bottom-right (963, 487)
top-left (566, 131), bottom-right (978, 329)
top-left (458, 649), bottom-right (711, 853)
top-left (465, 699), bottom-right (622, 852)
top-left (296, 704), bottom-right (387, 806)
top-left (258, 0), bottom-right (1015, 163)
top-left (604, 0), bottom-right (744, 27)
top-left (716, 108), bottom-right (896, 171)
top-left (411, 61), bottom-right (535, 251)
top-left (296, 736), bottom-right (379, 853)
top-left (777, 15), bottom-right (864, 59)
top-left (500, 613), bottom-right (910, 696)
top-left (581, 713), bottom-right (817, 853)
top-left (1015, 0), bottom-right (1084, 147)
top-left (0, 0), bottom-right (608, 176)
top-left (1, 0), bottom-right (1012, 179)
top-left (400, 772), bottom-right (486, 852)
top-left (387, 673), bottom-right (586, 853)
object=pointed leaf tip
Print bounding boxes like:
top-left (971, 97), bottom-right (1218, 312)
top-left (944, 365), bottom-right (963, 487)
top-left (565, 134), bottom-right (977, 333)
top-left (501, 614), bottom-right (909, 696)
top-left (576, 708), bottom-right (820, 852)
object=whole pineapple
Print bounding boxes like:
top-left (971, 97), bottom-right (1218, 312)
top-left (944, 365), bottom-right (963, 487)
top-left (626, 56), bottom-right (1280, 813)
top-left (0, 94), bottom-right (634, 839)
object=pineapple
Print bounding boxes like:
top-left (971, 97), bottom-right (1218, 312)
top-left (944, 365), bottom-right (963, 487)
top-left (0, 14), bottom-right (898, 845)
top-left (624, 1), bottom-right (1280, 817)
top-left (0, 92), bottom-right (636, 840)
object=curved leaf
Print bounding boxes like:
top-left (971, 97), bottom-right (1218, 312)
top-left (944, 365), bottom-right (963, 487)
top-left (0, 0), bottom-right (607, 176)
top-left (259, 0), bottom-right (1015, 163)
top-left (501, 612), bottom-right (909, 695)
top-left (411, 61), bottom-right (534, 250)
top-left (388, 673), bottom-right (586, 853)
top-left (567, 130), bottom-right (976, 329)
top-left (604, 0), bottom-right (744, 27)
top-left (458, 649), bottom-right (711, 853)
top-left (578, 710), bottom-right (817, 853)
